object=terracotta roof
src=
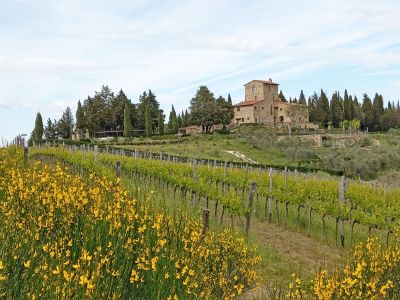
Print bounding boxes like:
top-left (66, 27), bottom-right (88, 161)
top-left (244, 79), bottom-right (279, 86)
top-left (233, 100), bottom-right (257, 107)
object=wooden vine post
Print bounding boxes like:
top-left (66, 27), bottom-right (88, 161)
top-left (267, 168), bottom-right (273, 222)
top-left (115, 161), bottom-right (121, 178)
top-left (23, 146), bottom-right (29, 166)
top-left (245, 182), bottom-right (256, 235)
top-left (339, 175), bottom-right (347, 247)
top-left (193, 159), bottom-right (198, 206)
top-left (94, 145), bottom-right (98, 163)
top-left (202, 208), bottom-right (210, 235)
top-left (284, 166), bottom-right (289, 226)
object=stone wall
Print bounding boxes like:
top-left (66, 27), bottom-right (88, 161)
top-left (233, 105), bottom-right (255, 124)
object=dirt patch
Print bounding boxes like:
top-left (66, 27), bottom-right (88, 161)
top-left (226, 150), bottom-right (258, 164)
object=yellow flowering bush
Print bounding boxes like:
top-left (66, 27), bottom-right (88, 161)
top-left (0, 147), bottom-right (260, 299)
top-left (288, 232), bottom-right (400, 299)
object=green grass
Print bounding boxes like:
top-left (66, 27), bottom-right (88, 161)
top-left (115, 134), bottom-right (290, 166)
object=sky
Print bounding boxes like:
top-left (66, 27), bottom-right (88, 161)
top-left (1, 0), bottom-right (400, 143)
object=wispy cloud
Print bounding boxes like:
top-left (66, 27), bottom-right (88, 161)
top-left (0, 0), bottom-right (399, 140)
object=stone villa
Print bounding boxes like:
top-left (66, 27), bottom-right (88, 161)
top-left (232, 79), bottom-right (309, 127)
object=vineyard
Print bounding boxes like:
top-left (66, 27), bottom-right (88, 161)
top-left (30, 145), bottom-right (400, 248)
top-left (2, 144), bottom-right (400, 299)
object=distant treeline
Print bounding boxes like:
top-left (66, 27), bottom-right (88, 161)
top-left (286, 89), bottom-right (400, 131)
top-left (30, 85), bottom-right (234, 143)
top-left (29, 85), bottom-right (399, 144)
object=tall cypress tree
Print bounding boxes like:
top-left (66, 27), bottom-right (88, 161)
top-left (372, 93), bottom-right (384, 130)
top-left (314, 89), bottom-right (330, 127)
top-left (362, 94), bottom-right (374, 130)
top-left (145, 105), bottom-right (152, 137)
top-left (330, 91), bottom-right (344, 128)
top-left (123, 102), bottom-right (132, 137)
top-left (227, 94), bottom-right (232, 104)
top-left (32, 112), bottom-right (44, 143)
top-left (279, 90), bottom-right (287, 102)
top-left (75, 100), bottom-right (85, 133)
top-left (299, 90), bottom-right (306, 104)
top-left (168, 105), bottom-right (178, 133)
top-left (158, 111), bottom-right (165, 135)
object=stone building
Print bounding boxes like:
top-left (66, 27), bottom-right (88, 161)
top-left (232, 79), bottom-right (309, 127)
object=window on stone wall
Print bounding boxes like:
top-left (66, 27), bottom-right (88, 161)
top-left (280, 108), bottom-right (282, 111)
top-left (242, 118), bottom-right (244, 122)
top-left (262, 106), bottom-right (264, 109)
top-left (254, 106), bottom-right (257, 110)
top-left (270, 105), bottom-right (272, 115)
top-left (247, 117), bottom-right (249, 120)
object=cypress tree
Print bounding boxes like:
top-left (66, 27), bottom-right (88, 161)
top-left (330, 91), bottom-right (344, 128)
top-left (75, 100), bottom-right (85, 133)
top-left (362, 94), bottom-right (374, 130)
top-left (123, 102), bottom-right (132, 137)
top-left (184, 110), bottom-right (190, 126)
top-left (158, 111), bottom-right (165, 135)
top-left (372, 93), bottom-right (384, 130)
top-left (32, 112), bottom-right (44, 143)
top-left (299, 90), bottom-right (306, 104)
top-left (227, 93), bottom-right (232, 104)
top-left (314, 89), bottom-right (330, 127)
top-left (168, 105), bottom-right (178, 133)
top-left (177, 114), bottom-right (183, 129)
top-left (145, 105), bottom-right (152, 137)
top-left (279, 90), bottom-right (287, 102)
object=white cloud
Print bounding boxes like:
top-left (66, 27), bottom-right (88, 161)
top-left (1, 0), bottom-right (400, 140)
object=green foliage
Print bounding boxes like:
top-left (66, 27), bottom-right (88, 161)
top-left (44, 118), bottom-right (57, 140)
top-left (137, 90), bottom-right (162, 131)
top-left (189, 86), bottom-right (233, 133)
top-left (329, 92), bottom-right (344, 128)
top-left (57, 107), bottom-right (74, 139)
top-left (145, 105), bottom-right (153, 137)
top-left (32, 112), bottom-right (44, 144)
top-left (158, 111), bottom-right (165, 135)
top-left (75, 100), bottom-right (85, 132)
top-left (168, 105), bottom-right (178, 134)
top-left (236, 125), bottom-right (277, 150)
top-left (123, 102), bottom-right (133, 137)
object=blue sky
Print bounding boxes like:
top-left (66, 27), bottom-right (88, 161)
top-left (1, 0), bottom-right (400, 143)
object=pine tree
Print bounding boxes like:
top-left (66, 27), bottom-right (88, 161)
top-left (44, 118), bottom-right (56, 140)
top-left (113, 90), bottom-right (129, 130)
top-left (227, 94), bottom-right (232, 104)
top-left (158, 111), bottom-right (165, 135)
top-left (75, 100), bottom-right (85, 133)
top-left (145, 105), bottom-right (152, 137)
top-left (123, 102), bottom-right (132, 137)
top-left (32, 112), bottom-right (44, 143)
top-left (57, 107), bottom-right (74, 139)
top-left (137, 90), bottom-right (162, 130)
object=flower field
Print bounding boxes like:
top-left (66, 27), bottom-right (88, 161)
top-left (0, 147), bottom-right (260, 299)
